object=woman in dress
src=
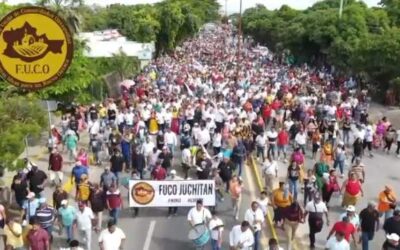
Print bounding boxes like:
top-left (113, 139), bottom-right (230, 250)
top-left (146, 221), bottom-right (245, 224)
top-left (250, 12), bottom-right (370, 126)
top-left (341, 172), bottom-right (363, 207)
top-left (170, 107), bottom-right (180, 134)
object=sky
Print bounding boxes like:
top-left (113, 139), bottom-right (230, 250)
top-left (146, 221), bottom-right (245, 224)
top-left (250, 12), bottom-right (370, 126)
top-left (6, 0), bottom-right (381, 13)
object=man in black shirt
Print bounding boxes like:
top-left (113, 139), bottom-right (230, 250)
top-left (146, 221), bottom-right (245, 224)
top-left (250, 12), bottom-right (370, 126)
top-left (384, 210), bottom-right (400, 236)
top-left (110, 149), bottom-right (125, 185)
top-left (218, 157), bottom-right (234, 192)
top-left (359, 201), bottom-right (380, 250)
top-left (88, 103), bottom-right (98, 121)
top-left (26, 165), bottom-right (47, 197)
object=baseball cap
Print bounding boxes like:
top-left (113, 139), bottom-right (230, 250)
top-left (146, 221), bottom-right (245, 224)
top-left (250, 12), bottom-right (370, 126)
top-left (170, 169), bottom-right (177, 175)
top-left (387, 233), bottom-right (400, 241)
top-left (61, 200), bottom-right (68, 206)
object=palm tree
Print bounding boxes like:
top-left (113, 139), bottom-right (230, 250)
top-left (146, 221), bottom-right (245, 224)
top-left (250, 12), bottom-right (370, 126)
top-left (36, 0), bottom-right (83, 34)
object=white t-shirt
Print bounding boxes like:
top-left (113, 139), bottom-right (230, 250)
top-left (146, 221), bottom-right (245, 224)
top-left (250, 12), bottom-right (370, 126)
top-left (305, 201), bottom-right (328, 213)
top-left (244, 208), bottom-right (265, 231)
top-left (98, 227), bottom-right (126, 250)
top-left (325, 237), bottom-right (350, 250)
top-left (187, 207), bottom-right (212, 225)
top-left (229, 225), bottom-right (254, 249)
top-left (76, 207), bottom-right (94, 230)
top-left (295, 132), bottom-right (307, 145)
top-left (208, 217), bottom-right (224, 240)
top-left (263, 161), bottom-right (278, 176)
top-left (256, 197), bottom-right (269, 216)
top-left (255, 134), bottom-right (266, 147)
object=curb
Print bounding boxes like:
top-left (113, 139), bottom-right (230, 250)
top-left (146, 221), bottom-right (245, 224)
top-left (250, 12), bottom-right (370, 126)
top-left (248, 156), bottom-right (305, 250)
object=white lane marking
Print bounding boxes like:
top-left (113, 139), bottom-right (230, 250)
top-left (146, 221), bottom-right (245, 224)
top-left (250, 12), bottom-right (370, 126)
top-left (143, 220), bottom-right (156, 250)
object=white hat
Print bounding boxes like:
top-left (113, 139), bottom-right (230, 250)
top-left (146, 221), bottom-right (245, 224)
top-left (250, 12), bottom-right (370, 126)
top-left (310, 176), bottom-right (316, 182)
top-left (387, 233), bottom-right (400, 241)
top-left (170, 169), bottom-right (177, 175)
top-left (346, 205), bottom-right (356, 212)
top-left (61, 199), bottom-right (68, 206)
top-left (26, 192), bottom-right (35, 199)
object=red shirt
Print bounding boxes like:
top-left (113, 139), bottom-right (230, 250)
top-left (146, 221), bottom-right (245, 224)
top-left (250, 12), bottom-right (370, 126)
top-left (49, 153), bottom-right (63, 171)
top-left (152, 167), bottom-right (166, 180)
top-left (277, 130), bottom-right (289, 146)
top-left (262, 105), bottom-right (272, 119)
top-left (331, 221), bottom-right (355, 242)
top-left (106, 190), bottom-right (122, 209)
top-left (27, 228), bottom-right (49, 250)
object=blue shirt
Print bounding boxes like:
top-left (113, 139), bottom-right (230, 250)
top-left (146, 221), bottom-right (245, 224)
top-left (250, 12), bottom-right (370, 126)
top-left (23, 198), bottom-right (40, 217)
top-left (58, 206), bottom-right (76, 226)
top-left (72, 165), bottom-right (88, 184)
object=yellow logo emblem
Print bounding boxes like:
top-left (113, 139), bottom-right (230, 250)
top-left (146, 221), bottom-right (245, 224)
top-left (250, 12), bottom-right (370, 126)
top-left (0, 7), bottom-right (73, 89)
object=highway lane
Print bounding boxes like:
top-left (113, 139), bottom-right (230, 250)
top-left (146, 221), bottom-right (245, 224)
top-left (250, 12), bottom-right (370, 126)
top-left (16, 130), bottom-right (264, 250)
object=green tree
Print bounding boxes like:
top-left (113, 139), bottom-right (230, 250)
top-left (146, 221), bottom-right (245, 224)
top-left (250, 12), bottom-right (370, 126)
top-left (0, 94), bottom-right (47, 169)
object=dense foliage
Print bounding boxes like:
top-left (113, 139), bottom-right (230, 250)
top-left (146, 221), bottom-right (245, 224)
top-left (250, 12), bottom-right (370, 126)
top-left (241, 0), bottom-right (400, 94)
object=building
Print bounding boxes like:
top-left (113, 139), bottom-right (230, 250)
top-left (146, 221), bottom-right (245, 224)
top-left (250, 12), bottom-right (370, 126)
top-left (78, 29), bottom-right (155, 69)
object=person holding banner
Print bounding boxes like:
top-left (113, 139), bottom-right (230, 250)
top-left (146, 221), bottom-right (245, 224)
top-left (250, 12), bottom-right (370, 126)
top-left (166, 170), bottom-right (183, 217)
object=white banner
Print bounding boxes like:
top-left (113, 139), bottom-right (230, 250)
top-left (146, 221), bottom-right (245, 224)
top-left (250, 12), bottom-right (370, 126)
top-left (129, 180), bottom-right (216, 207)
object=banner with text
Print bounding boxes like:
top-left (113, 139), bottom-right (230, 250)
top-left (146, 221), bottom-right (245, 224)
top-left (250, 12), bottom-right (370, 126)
top-left (129, 180), bottom-right (216, 207)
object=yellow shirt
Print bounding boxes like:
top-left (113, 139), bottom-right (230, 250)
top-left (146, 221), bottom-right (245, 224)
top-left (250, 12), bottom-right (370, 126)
top-left (99, 107), bottom-right (107, 118)
top-left (5, 223), bottom-right (24, 248)
top-left (273, 189), bottom-right (292, 208)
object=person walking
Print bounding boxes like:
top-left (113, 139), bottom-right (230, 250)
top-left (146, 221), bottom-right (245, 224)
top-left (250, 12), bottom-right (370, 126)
top-left (58, 200), bottom-right (76, 244)
top-left (34, 198), bottom-right (55, 242)
top-left (229, 176), bottom-right (243, 221)
top-left (272, 182), bottom-right (293, 229)
top-left (333, 141), bottom-right (346, 177)
top-left (287, 161), bottom-right (301, 201)
top-left (304, 194), bottom-right (329, 249)
top-left (105, 185), bottom-right (123, 224)
top-left (359, 201), bottom-right (380, 250)
top-left (4, 217), bottom-right (24, 250)
top-left (100, 167), bottom-right (117, 193)
top-left (52, 184), bottom-right (69, 211)
top-left (341, 172), bottom-right (363, 207)
top-left (325, 231), bottom-right (350, 250)
top-left (98, 220), bottom-right (126, 250)
top-left (383, 210), bottom-right (400, 236)
top-left (209, 211), bottom-right (224, 250)
top-left (48, 148), bottom-right (64, 186)
top-left (378, 186), bottom-right (397, 220)
top-left (26, 219), bottom-right (50, 250)
top-left (262, 156), bottom-right (278, 195)
top-left (75, 202), bottom-right (94, 250)
top-left (90, 183), bottom-right (105, 231)
top-left (382, 233), bottom-right (400, 250)
top-left (229, 221), bottom-right (254, 250)
top-left (26, 165), bottom-right (48, 198)
top-left (283, 200), bottom-right (304, 243)
top-left (326, 216), bottom-right (357, 247)
top-left (166, 170), bottom-right (183, 217)
top-left (244, 201), bottom-right (264, 250)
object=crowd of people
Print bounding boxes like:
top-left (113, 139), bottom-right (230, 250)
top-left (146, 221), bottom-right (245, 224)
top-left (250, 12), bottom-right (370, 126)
top-left (0, 22), bottom-right (399, 250)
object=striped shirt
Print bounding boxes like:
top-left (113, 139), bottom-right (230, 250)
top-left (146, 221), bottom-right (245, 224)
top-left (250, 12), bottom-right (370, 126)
top-left (35, 206), bottom-right (55, 229)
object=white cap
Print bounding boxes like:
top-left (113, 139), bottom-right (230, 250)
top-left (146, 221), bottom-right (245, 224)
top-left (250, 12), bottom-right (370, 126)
top-left (170, 169), bottom-right (177, 175)
top-left (387, 233), bottom-right (400, 241)
top-left (61, 199), bottom-right (68, 206)
top-left (346, 205), bottom-right (356, 212)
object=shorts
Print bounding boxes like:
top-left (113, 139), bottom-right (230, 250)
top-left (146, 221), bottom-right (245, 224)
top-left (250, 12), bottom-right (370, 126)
top-left (278, 145), bottom-right (287, 153)
top-left (49, 170), bottom-right (64, 182)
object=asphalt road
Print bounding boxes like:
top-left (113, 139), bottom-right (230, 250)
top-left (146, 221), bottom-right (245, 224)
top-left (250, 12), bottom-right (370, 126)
top-left (259, 128), bottom-right (400, 250)
top-left (17, 130), bottom-right (263, 250)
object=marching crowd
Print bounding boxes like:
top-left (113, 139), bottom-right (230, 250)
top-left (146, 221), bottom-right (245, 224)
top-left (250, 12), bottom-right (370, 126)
top-left (0, 22), bottom-right (400, 250)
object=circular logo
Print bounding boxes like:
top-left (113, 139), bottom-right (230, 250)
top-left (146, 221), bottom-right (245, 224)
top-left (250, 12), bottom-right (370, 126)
top-left (0, 7), bottom-right (73, 90)
top-left (131, 182), bottom-right (155, 205)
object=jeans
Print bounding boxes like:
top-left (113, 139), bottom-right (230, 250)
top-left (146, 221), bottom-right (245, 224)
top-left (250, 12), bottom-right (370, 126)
top-left (267, 144), bottom-right (276, 159)
top-left (288, 178), bottom-right (299, 200)
top-left (235, 160), bottom-right (244, 176)
top-left (254, 230), bottom-right (261, 250)
top-left (343, 130), bottom-right (350, 145)
top-left (211, 239), bottom-right (221, 250)
top-left (64, 224), bottom-right (73, 241)
top-left (361, 231), bottom-right (374, 250)
top-left (112, 171), bottom-right (121, 185)
top-left (256, 146), bottom-right (265, 161)
top-left (109, 208), bottom-right (121, 224)
top-left (333, 160), bottom-right (345, 174)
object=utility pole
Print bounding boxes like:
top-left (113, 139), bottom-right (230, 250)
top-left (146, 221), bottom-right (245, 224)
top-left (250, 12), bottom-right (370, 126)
top-left (236, 0), bottom-right (243, 85)
top-left (225, 0), bottom-right (228, 16)
top-left (339, 0), bottom-right (344, 19)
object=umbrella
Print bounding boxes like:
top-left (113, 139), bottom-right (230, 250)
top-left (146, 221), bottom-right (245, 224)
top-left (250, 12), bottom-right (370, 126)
top-left (120, 79), bottom-right (135, 90)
